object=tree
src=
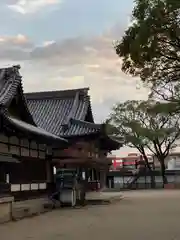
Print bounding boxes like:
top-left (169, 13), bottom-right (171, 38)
top-left (115, 0), bottom-right (180, 100)
top-left (107, 100), bottom-right (180, 184)
top-left (106, 102), bottom-right (155, 187)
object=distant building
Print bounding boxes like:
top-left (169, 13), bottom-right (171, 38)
top-left (153, 152), bottom-right (180, 170)
top-left (109, 153), bottom-right (153, 171)
top-left (111, 152), bottom-right (180, 170)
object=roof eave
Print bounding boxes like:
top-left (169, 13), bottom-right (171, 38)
top-left (3, 114), bottom-right (68, 147)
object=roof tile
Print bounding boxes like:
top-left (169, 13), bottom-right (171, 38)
top-left (25, 88), bottom-right (97, 137)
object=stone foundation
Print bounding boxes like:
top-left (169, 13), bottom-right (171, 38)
top-left (12, 197), bottom-right (53, 221)
top-left (174, 183), bottom-right (180, 189)
top-left (0, 196), bottom-right (14, 224)
top-left (164, 183), bottom-right (180, 189)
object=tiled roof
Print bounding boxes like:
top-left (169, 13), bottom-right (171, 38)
top-left (4, 114), bottom-right (67, 145)
top-left (64, 119), bottom-right (102, 137)
top-left (25, 89), bottom-right (123, 151)
top-left (25, 88), bottom-right (100, 137)
top-left (0, 66), bottom-right (21, 106)
top-left (0, 65), bottom-right (35, 125)
top-left (0, 66), bottom-right (67, 144)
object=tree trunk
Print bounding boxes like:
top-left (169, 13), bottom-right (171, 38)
top-left (160, 159), bottom-right (168, 185)
top-left (143, 154), bottom-right (155, 188)
top-left (149, 169), bottom-right (155, 188)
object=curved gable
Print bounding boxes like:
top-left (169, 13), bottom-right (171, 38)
top-left (0, 65), bottom-right (35, 125)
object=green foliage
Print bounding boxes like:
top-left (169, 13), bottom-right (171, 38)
top-left (107, 100), bottom-right (180, 159)
top-left (113, 1), bottom-right (180, 181)
top-left (116, 0), bottom-right (180, 95)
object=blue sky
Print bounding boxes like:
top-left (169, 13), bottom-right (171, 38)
top-left (0, 0), bottom-right (133, 42)
top-left (0, 0), bottom-right (148, 124)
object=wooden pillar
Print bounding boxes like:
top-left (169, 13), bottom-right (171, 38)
top-left (0, 163), bottom-right (6, 182)
top-left (46, 156), bottom-right (54, 193)
top-left (46, 160), bottom-right (51, 183)
top-left (99, 169), bottom-right (106, 189)
top-left (95, 169), bottom-right (100, 181)
top-left (91, 168), bottom-right (94, 181)
top-left (46, 145), bottom-right (54, 183)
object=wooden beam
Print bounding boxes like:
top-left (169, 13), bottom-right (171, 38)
top-left (53, 156), bottom-right (111, 168)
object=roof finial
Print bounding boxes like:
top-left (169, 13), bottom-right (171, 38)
top-left (13, 65), bottom-right (21, 70)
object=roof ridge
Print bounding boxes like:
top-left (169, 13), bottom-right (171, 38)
top-left (61, 92), bottom-right (80, 129)
top-left (86, 95), bottom-right (94, 123)
top-left (0, 65), bottom-right (36, 126)
top-left (0, 65), bottom-right (21, 106)
top-left (25, 88), bottom-right (89, 100)
top-left (19, 81), bottom-right (36, 125)
top-left (70, 118), bottom-right (102, 129)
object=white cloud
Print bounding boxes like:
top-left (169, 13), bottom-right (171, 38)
top-left (7, 0), bottom-right (62, 14)
top-left (42, 40), bottom-right (55, 47)
top-left (0, 24), bottom-right (149, 123)
top-left (0, 34), bottom-right (31, 45)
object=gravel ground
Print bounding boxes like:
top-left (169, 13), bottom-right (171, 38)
top-left (1, 190), bottom-right (180, 240)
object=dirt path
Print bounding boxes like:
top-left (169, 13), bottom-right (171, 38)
top-left (1, 190), bottom-right (180, 240)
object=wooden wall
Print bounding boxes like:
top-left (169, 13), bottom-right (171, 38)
top-left (53, 139), bottom-right (108, 167)
top-left (0, 133), bottom-right (51, 199)
top-left (4, 159), bottom-right (47, 184)
top-left (0, 134), bottom-right (46, 159)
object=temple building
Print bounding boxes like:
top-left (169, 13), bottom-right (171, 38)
top-left (25, 88), bottom-right (122, 190)
top-left (0, 65), bottom-right (121, 203)
top-left (0, 65), bottom-right (68, 201)
top-left (0, 65), bottom-right (122, 223)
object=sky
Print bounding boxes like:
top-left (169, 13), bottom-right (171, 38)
top-left (0, 0), bottom-right (150, 156)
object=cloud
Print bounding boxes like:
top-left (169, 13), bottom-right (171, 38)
top-left (42, 40), bottom-right (56, 47)
top-left (0, 34), bottom-right (33, 60)
top-left (7, 0), bottom-right (62, 14)
top-left (0, 24), bottom-right (149, 122)
top-left (0, 34), bottom-right (32, 46)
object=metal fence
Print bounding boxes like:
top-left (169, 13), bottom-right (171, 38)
top-left (107, 170), bottom-right (180, 190)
